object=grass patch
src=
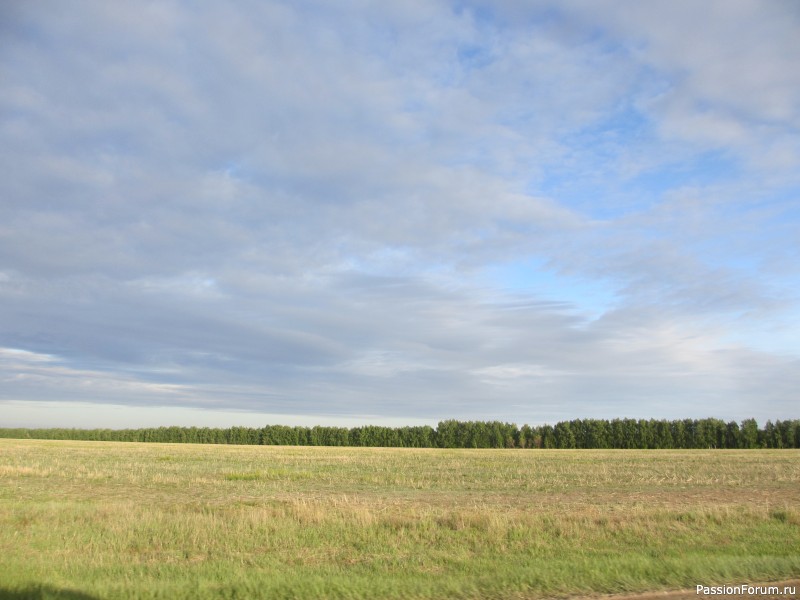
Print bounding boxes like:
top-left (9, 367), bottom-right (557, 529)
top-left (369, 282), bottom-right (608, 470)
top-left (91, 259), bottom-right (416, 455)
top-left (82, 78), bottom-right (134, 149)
top-left (0, 440), bottom-right (798, 599)
top-left (223, 471), bottom-right (261, 481)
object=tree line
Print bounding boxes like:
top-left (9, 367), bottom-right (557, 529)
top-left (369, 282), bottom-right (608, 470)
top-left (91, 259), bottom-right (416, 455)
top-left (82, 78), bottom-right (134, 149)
top-left (1, 418), bottom-right (798, 449)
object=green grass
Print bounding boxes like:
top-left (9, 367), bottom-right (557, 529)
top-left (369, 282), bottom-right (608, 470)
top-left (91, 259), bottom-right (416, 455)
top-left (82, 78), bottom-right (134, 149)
top-left (0, 440), bottom-right (798, 599)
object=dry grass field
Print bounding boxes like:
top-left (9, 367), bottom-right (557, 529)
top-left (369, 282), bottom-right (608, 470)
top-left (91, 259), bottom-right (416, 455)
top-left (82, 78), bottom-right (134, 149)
top-left (0, 439), bottom-right (798, 599)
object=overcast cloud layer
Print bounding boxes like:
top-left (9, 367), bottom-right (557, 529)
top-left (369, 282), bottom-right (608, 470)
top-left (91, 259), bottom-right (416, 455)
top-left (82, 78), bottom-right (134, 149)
top-left (2, 0), bottom-right (799, 427)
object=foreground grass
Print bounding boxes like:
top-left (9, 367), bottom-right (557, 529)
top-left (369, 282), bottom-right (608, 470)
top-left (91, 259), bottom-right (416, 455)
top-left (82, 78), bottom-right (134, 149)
top-left (0, 440), bottom-right (798, 599)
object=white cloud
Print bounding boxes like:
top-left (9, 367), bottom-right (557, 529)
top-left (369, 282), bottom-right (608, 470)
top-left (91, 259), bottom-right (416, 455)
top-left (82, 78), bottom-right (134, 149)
top-left (576, 0), bottom-right (800, 173)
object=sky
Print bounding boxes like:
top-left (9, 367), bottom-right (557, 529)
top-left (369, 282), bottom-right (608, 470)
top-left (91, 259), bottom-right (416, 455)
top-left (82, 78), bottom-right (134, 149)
top-left (1, 0), bottom-right (799, 429)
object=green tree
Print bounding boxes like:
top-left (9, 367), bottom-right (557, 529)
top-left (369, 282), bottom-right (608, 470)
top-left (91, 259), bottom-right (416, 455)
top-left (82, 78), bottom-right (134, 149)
top-left (739, 419), bottom-right (758, 449)
top-left (554, 422), bottom-right (576, 449)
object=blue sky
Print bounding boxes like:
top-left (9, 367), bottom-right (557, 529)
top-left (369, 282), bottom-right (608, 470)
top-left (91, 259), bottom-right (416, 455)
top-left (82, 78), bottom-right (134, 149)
top-left (1, 0), bottom-right (799, 428)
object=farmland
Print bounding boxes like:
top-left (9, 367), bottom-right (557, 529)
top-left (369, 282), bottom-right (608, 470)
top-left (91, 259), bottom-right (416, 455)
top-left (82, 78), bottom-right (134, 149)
top-left (1, 439), bottom-right (798, 599)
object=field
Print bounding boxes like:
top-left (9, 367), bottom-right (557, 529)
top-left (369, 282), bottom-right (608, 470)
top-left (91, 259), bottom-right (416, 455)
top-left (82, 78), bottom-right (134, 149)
top-left (1, 440), bottom-right (798, 599)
